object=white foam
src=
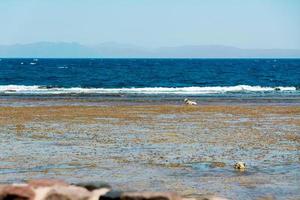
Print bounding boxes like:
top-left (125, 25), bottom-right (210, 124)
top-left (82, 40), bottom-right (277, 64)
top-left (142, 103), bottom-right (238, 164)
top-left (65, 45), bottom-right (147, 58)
top-left (0, 85), bottom-right (297, 95)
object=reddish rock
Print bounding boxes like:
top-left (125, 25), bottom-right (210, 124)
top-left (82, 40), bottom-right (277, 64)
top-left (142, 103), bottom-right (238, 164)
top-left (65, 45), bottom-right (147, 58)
top-left (0, 184), bottom-right (35, 200)
top-left (28, 179), bottom-right (68, 188)
top-left (0, 180), bottom-right (227, 200)
top-left (36, 185), bottom-right (91, 200)
top-left (44, 193), bottom-right (71, 200)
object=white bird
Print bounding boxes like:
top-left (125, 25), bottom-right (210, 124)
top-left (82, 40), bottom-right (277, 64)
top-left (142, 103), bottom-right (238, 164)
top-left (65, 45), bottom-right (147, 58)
top-left (184, 98), bottom-right (197, 105)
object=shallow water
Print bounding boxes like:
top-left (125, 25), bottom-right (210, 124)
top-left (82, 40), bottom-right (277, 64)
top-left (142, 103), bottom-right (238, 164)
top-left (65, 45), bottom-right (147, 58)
top-left (0, 104), bottom-right (299, 200)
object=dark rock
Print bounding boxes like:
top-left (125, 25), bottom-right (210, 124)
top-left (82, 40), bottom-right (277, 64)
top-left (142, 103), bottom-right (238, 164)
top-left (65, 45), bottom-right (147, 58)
top-left (100, 190), bottom-right (123, 200)
top-left (75, 182), bottom-right (111, 191)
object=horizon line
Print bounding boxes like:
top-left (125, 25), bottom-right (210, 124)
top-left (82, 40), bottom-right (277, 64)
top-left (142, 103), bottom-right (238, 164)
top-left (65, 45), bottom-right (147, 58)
top-left (1, 42), bottom-right (300, 50)
top-left (1, 57), bottom-right (300, 59)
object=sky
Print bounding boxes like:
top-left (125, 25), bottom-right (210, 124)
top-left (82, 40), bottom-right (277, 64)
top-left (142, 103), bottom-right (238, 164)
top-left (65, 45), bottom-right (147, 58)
top-left (0, 0), bottom-right (299, 49)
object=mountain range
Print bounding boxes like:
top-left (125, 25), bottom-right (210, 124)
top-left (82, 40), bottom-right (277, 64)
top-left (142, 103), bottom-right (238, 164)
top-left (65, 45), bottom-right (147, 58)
top-left (0, 42), bottom-right (299, 58)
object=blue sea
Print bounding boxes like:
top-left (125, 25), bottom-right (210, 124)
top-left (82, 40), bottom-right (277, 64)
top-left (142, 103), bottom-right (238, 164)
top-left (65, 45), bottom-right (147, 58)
top-left (0, 58), bottom-right (299, 98)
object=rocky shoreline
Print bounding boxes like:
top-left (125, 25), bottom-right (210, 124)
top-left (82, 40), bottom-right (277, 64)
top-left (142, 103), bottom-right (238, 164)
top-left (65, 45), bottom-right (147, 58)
top-left (0, 179), bottom-right (227, 200)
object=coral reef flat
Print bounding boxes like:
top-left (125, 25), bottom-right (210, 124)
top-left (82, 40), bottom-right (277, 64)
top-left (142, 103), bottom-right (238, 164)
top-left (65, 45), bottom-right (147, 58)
top-left (0, 104), bottom-right (299, 200)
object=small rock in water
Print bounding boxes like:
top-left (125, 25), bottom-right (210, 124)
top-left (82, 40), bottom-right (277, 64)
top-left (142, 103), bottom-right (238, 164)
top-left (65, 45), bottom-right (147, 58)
top-left (234, 162), bottom-right (246, 170)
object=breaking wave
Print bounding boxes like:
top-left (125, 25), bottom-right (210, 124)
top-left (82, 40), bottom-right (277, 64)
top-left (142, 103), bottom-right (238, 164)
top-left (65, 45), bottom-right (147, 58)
top-left (0, 85), bottom-right (297, 95)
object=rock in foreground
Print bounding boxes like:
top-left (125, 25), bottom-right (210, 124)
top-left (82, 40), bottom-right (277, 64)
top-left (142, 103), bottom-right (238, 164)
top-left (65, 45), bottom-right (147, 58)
top-left (0, 179), bottom-right (227, 200)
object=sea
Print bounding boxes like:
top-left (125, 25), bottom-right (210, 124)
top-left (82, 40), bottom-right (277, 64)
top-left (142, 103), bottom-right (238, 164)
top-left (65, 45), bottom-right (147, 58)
top-left (1, 58), bottom-right (300, 199)
top-left (0, 58), bottom-right (300, 104)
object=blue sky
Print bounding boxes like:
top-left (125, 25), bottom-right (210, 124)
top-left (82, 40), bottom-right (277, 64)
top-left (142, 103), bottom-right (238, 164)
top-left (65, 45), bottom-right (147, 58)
top-left (0, 0), bottom-right (299, 48)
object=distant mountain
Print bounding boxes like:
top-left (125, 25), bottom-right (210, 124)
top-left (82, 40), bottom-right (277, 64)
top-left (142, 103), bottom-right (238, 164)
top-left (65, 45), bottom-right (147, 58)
top-left (0, 42), bottom-right (97, 58)
top-left (0, 42), bottom-right (299, 58)
top-left (154, 45), bottom-right (300, 58)
top-left (90, 42), bottom-right (151, 58)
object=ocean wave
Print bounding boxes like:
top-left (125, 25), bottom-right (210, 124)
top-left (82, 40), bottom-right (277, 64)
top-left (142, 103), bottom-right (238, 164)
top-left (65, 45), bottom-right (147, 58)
top-left (0, 85), bottom-right (297, 95)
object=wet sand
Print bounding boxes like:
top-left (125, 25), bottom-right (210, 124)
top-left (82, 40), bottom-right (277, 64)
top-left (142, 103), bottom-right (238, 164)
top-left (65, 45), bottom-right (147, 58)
top-left (0, 104), bottom-right (299, 200)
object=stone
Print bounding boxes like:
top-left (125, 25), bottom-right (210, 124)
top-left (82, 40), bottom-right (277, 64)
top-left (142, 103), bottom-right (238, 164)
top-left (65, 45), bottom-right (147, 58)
top-left (0, 185), bottom-right (35, 200)
top-left (28, 179), bottom-right (68, 188)
top-left (44, 193), bottom-right (71, 200)
top-left (234, 162), bottom-right (246, 170)
top-left (100, 190), bottom-right (123, 200)
top-left (0, 180), bottom-right (228, 200)
top-left (89, 188), bottom-right (111, 200)
top-left (75, 182), bottom-right (111, 191)
top-left (34, 187), bottom-right (53, 200)
top-left (35, 185), bottom-right (90, 200)
top-left (121, 192), bottom-right (182, 200)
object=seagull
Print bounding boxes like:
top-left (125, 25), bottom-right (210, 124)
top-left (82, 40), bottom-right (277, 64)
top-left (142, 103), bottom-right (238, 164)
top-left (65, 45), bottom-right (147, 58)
top-left (184, 98), bottom-right (197, 105)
